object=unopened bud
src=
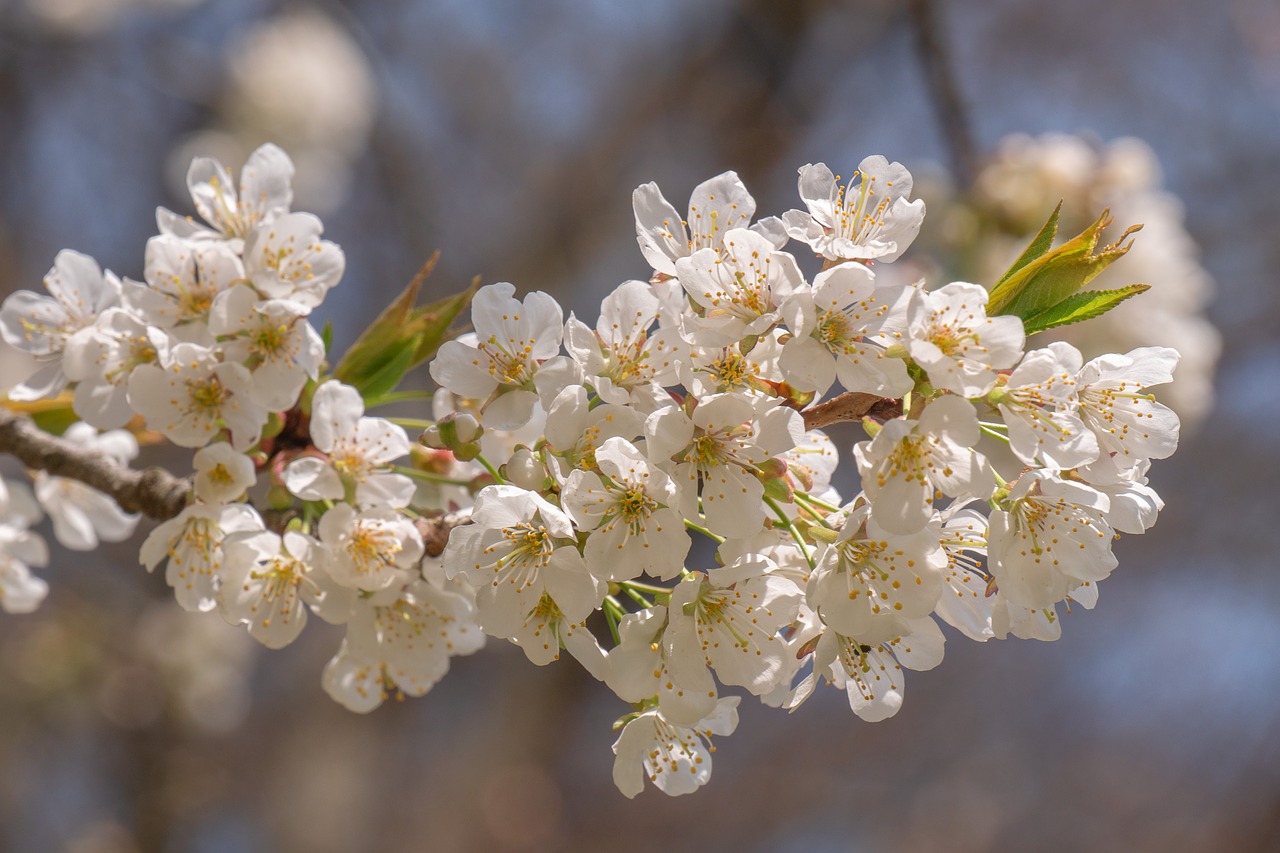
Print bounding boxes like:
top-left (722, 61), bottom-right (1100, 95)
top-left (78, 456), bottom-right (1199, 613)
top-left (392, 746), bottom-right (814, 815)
top-left (503, 447), bottom-right (546, 491)
top-left (267, 484), bottom-right (294, 512)
top-left (261, 411), bottom-right (285, 440)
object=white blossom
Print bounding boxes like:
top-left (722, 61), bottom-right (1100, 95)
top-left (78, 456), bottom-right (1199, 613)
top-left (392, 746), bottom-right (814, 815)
top-left (125, 235), bottom-right (244, 334)
top-left (283, 380), bottom-right (413, 508)
top-left (0, 250), bottom-right (121, 400)
top-left (318, 503), bottom-right (423, 592)
top-left (991, 341), bottom-right (1099, 469)
top-left (63, 308), bottom-right (169, 429)
top-left (242, 212), bottom-right (345, 309)
top-left (158, 142), bottom-right (294, 246)
top-left (0, 479), bottom-right (49, 614)
top-left (33, 423), bottom-right (140, 551)
top-left (633, 170), bottom-right (784, 277)
top-left (193, 443), bottom-right (258, 504)
top-left (1075, 346), bottom-right (1180, 470)
top-left (854, 395), bottom-right (993, 535)
top-left (906, 281), bottom-right (1025, 397)
top-left (220, 529), bottom-right (336, 648)
top-left (612, 697), bottom-right (739, 798)
top-left (128, 342), bottom-right (268, 451)
top-left (139, 502), bottom-right (265, 612)
top-left (209, 284), bottom-right (325, 410)
top-left (783, 157), bottom-right (925, 262)
top-left (562, 437), bottom-right (689, 582)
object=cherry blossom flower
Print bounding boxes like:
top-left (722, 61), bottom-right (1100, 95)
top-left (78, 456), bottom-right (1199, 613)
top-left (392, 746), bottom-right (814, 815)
top-left (854, 395), bottom-right (993, 535)
top-left (63, 308), bottom-right (169, 429)
top-left (443, 485), bottom-right (604, 639)
top-left (906, 281), bottom-right (1025, 397)
top-left (674, 228), bottom-right (804, 347)
top-left (283, 380), bottom-right (413, 508)
top-left (125, 235), bottom-right (244, 335)
top-left (807, 506), bottom-right (947, 644)
top-left (429, 283), bottom-right (568, 430)
top-left (317, 503), bottom-right (423, 592)
top-left (158, 142), bottom-right (294, 246)
top-left (988, 470), bottom-right (1116, 611)
top-left (779, 261), bottom-right (911, 397)
top-left (193, 443), bottom-right (258, 504)
top-left (0, 250), bottom-right (121, 400)
top-left (33, 424), bottom-right (140, 551)
top-left (1075, 346), bottom-right (1180, 470)
top-left (633, 170), bottom-right (784, 277)
top-left (208, 284), bottom-right (325, 410)
top-left (128, 342), bottom-right (268, 451)
top-left (990, 341), bottom-right (1098, 469)
top-left (139, 502), bottom-right (265, 612)
top-left (220, 530), bottom-right (342, 648)
top-left (242, 212), bottom-right (345, 309)
top-left (645, 393), bottom-right (803, 539)
top-left (0, 479), bottom-right (49, 614)
top-left (562, 437), bottom-right (690, 581)
top-left (322, 576), bottom-right (485, 712)
top-left (665, 556), bottom-right (803, 697)
top-left (782, 157), bottom-right (925, 262)
top-left (611, 697), bottom-right (740, 798)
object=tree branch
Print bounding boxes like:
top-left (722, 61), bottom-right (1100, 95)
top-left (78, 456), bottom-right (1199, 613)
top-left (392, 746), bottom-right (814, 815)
top-left (907, 0), bottom-right (979, 186)
top-left (0, 407), bottom-right (190, 520)
top-left (802, 391), bottom-right (902, 432)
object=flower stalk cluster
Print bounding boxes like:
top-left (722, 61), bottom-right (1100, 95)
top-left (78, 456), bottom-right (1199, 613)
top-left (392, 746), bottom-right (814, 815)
top-left (0, 149), bottom-right (1180, 799)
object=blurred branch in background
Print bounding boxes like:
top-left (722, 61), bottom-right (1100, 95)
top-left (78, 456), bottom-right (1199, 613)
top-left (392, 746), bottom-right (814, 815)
top-left (907, 0), bottom-right (978, 184)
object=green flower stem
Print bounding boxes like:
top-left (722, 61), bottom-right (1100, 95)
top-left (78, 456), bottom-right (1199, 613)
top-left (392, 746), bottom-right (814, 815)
top-left (388, 417), bottom-right (436, 429)
top-left (979, 424), bottom-right (1011, 444)
top-left (393, 466), bottom-right (474, 487)
top-left (474, 453), bottom-right (508, 484)
top-left (603, 596), bottom-right (626, 644)
top-left (764, 495), bottom-right (816, 571)
top-left (684, 518), bottom-right (725, 544)
top-left (620, 586), bottom-right (653, 609)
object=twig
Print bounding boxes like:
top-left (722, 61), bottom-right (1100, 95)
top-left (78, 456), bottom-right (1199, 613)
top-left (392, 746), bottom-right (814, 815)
top-left (801, 391), bottom-right (902, 432)
top-left (0, 407), bottom-right (190, 520)
top-left (415, 510), bottom-right (473, 557)
top-left (907, 0), bottom-right (979, 185)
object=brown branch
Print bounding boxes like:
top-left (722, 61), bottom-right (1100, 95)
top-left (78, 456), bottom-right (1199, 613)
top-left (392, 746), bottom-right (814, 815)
top-left (0, 407), bottom-right (190, 520)
top-left (802, 391), bottom-right (903, 432)
top-left (416, 510), bottom-right (472, 557)
top-left (907, 0), bottom-right (979, 186)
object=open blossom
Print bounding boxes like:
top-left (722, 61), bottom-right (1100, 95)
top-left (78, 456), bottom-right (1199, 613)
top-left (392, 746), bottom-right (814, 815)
top-left (1075, 346), bottom-right (1180, 470)
top-left (665, 556), bottom-right (803, 698)
top-left (988, 470), bottom-right (1116, 611)
top-left (542, 384), bottom-right (645, 474)
top-left (193, 443), bottom-right (258, 504)
top-left (322, 576), bottom-right (485, 713)
top-left (63, 308), bottom-right (169, 429)
top-left (783, 157), bottom-right (925, 262)
top-left (33, 424), bottom-right (140, 551)
top-left (790, 616), bottom-right (945, 722)
top-left (318, 503), bottom-right (423, 592)
top-left (646, 393), bottom-right (804, 539)
top-left (779, 261), bottom-right (912, 397)
top-left (674, 228), bottom-right (804, 347)
top-left (429, 283), bottom-right (568, 430)
top-left (991, 341), bottom-right (1099, 469)
top-left (906, 281), bottom-right (1025, 396)
top-left (158, 142), bottom-right (294, 245)
top-left (807, 506), bottom-right (947, 644)
top-left (612, 697), bottom-right (740, 799)
top-left (562, 437), bottom-right (689, 582)
top-left (208, 284), bottom-right (325, 410)
top-left (125, 235), bottom-right (244, 335)
top-left (139, 503), bottom-right (265, 612)
top-left (441, 485), bottom-right (604, 640)
top-left (220, 530), bottom-right (339, 649)
top-left (932, 503), bottom-right (995, 642)
top-left (854, 395), bottom-right (993, 535)
top-left (129, 342), bottom-right (268, 451)
top-left (633, 170), bottom-right (785, 277)
top-left (563, 279), bottom-right (683, 410)
top-left (283, 380), bottom-right (413, 508)
top-left (242, 212), bottom-right (346, 309)
top-left (0, 479), bottom-right (49, 615)
top-left (680, 332), bottom-right (785, 398)
top-left (603, 605), bottom-right (720, 725)
top-left (0, 250), bottom-right (121, 400)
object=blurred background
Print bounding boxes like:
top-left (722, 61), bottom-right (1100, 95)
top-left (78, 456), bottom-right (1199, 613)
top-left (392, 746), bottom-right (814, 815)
top-left (0, 0), bottom-right (1277, 850)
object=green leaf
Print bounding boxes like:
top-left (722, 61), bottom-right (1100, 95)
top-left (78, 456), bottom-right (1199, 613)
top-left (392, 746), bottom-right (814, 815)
top-left (363, 389), bottom-right (435, 409)
top-left (987, 209), bottom-right (1142, 320)
top-left (332, 253), bottom-right (478, 400)
top-left (321, 320), bottom-right (333, 355)
top-left (993, 201), bottom-right (1062, 290)
top-left (1022, 284), bottom-right (1151, 335)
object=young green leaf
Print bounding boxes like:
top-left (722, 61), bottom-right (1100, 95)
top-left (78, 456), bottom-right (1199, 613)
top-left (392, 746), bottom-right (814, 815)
top-left (1021, 283), bottom-right (1151, 335)
top-left (987, 209), bottom-right (1142, 320)
top-left (992, 201), bottom-right (1062, 291)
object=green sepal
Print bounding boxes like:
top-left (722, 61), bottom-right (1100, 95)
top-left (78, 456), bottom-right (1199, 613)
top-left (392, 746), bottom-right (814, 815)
top-left (332, 253), bottom-right (478, 400)
top-left (1021, 284), bottom-right (1151, 335)
top-left (987, 208), bottom-right (1142, 320)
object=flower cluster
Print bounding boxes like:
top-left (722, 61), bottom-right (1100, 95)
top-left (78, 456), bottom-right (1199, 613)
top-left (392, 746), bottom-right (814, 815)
top-left (0, 149), bottom-right (1181, 799)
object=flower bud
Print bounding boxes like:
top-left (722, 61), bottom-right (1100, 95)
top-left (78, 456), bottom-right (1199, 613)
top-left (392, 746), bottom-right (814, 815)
top-left (503, 447), bottom-right (546, 491)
